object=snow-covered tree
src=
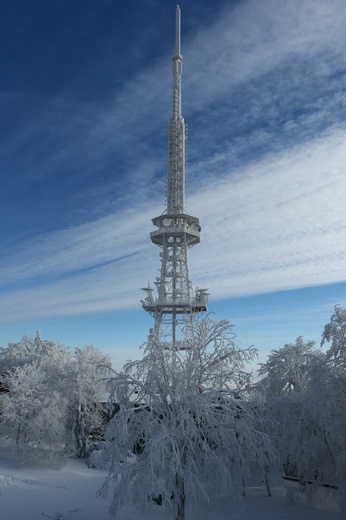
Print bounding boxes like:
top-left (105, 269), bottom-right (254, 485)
top-left (322, 305), bottom-right (346, 367)
top-left (258, 338), bottom-right (324, 477)
top-left (72, 345), bottom-right (112, 457)
top-left (267, 358), bottom-right (346, 507)
top-left (257, 336), bottom-right (322, 396)
top-left (1, 360), bottom-right (74, 466)
top-left (0, 333), bottom-right (112, 465)
top-left (259, 326), bottom-right (346, 515)
top-left (99, 316), bottom-right (276, 520)
top-left (0, 330), bottom-right (65, 373)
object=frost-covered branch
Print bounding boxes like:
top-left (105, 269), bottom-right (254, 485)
top-left (100, 315), bottom-right (275, 520)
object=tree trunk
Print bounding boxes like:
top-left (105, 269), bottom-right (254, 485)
top-left (264, 465), bottom-right (272, 497)
top-left (175, 474), bottom-right (186, 520)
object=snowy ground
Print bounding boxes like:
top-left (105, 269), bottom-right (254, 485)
top-left (0, 442), bottom-right (341, 520)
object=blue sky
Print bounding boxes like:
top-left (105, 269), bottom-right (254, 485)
top-left (1, 0), bottom-right (346, 371)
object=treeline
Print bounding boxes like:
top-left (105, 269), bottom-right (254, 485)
top-left (0, 306), bottom-right (345, 519)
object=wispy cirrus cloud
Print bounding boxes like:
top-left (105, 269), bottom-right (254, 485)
top-left (5, 0), bottom-right (346, 189)
top-left (0, 0), bottom-right (346, 325)
top-left (189, 126), bottom-right (346, 297)
top-left (0, 205), bottom-right (154, 287)
top-left (0, 125), bottom-right (345, 323)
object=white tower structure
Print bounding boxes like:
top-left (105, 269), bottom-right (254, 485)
top-left (141, 5), bottom-right (209, 350)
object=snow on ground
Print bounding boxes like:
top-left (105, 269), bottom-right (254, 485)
top-left (0, 441), bottom-right (110, 520)
top-left (0, 441), bottom-right (341, 520)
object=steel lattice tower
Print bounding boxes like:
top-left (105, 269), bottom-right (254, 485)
top-left (141, 5), bottom-right (209, 350)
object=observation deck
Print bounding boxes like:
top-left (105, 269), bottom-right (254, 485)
top-left (150, 213), bottom-right (201, 246)
top-left (141, 288), bottom-right (209, 315)
top-left (141, 298), bottom-right (207, 315)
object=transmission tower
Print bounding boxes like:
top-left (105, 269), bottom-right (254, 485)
top-left (141, 5), bottom-right (209, 350)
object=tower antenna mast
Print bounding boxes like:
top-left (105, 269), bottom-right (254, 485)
top-left (141, 5), bottom-right (209, 350)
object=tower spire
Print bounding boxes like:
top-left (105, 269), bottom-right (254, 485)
top-left (141, 6), bottom-right (209, 351)
top-left (168, 4), bottom-right (185, 214)
top-left (175, 5), bottom-right (181, 56)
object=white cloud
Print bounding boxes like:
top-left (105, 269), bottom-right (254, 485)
top-left (1, 0), bottom-right (346, 324)
top-left (7, 0), bottom-right (346, 190)
top-left (184, 0), bottom-right (346, 110)
top-left (0, 126), bottom-right (345, 323)
top-left (0, 205), bottom-right (155, 285)
top-left (189, 126), bottom-right (346, 297)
